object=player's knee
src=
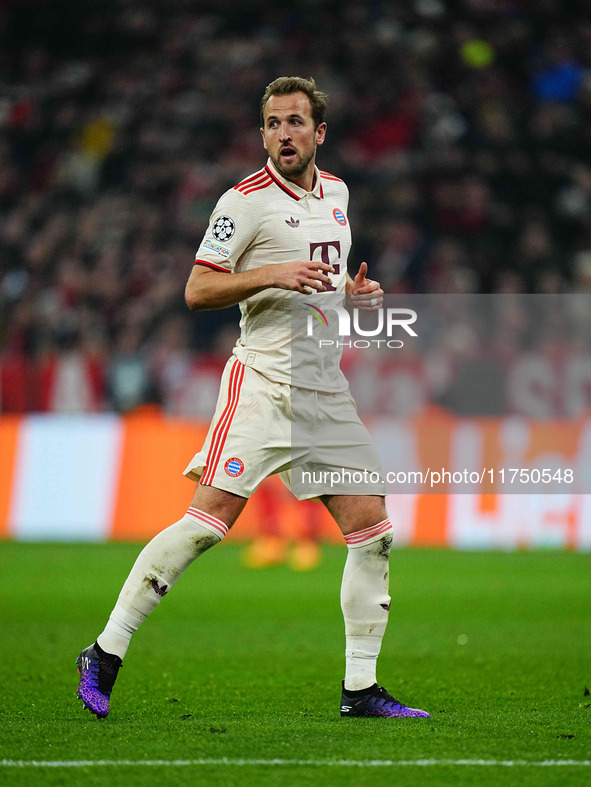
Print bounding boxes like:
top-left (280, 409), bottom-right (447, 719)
top-left (348, 503), bottom-right (388, 535)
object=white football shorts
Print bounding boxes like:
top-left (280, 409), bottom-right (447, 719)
top-left (183, 356), bottom-right (386, 500)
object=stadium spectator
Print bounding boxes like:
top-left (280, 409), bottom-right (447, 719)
top-left (1, 0), bottom-right (591, 417)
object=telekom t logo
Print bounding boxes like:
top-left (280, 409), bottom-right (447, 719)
top-left (310, 241), bottom-right (340, 292)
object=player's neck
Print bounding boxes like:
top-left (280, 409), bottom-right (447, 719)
top-left (286, 161), bottom-right (317, 193)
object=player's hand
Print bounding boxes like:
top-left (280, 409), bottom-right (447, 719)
top-left (350, 262), bottom-right (383, 310)
top-left (269, 260), bottom-right (334, 294)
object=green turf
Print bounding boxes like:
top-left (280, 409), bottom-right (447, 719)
top-left (0, 542), bottom-right (589, 786)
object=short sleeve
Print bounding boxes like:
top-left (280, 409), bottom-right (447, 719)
top-left (194, 189), bottom-right (258, 274)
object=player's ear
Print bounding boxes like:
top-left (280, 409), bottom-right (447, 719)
top-left (260, 127), bottom-right (268, 150)
top-left (316, 122), bottom-right (327, 146)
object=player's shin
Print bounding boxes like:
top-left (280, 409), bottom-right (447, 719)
top-left (97, 507), bottom-right (228, 659)
top-left (340, 519), bottom-right (393, 691)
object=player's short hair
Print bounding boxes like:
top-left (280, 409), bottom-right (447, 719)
top-left (260, 76), bottom-right (328, 128)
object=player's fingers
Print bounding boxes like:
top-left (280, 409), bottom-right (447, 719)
top-left (353, 284), bottom-right (383, 297)
top-left (352, 287), bottom-right (384, 298)
top-left (352, 291), bottom-right (383, 301)
top-left (356, 299), bottom-right (383, 310)
top-left (302, 278), bottom-right (327, 292)
top-left (354, 303), bottom-right (383, 311)
top-left (305, 261), bottom-right (335, 273)
top-left (354, 261), bottom-right (368, 284)
top-left (350, 291), bottom-right (383, 310)
top-left (308, 270), bottom-right (333, 284)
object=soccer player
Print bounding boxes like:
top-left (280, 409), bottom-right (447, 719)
top-left (76, 77), bottom-right (430, 720)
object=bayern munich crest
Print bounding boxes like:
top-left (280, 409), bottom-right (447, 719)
top-left (224, 457), bottom-right (244, 477)
top-left (333, 208), bottom-right (347, 226)
top-left (212, 216), bottom-right (235, 241)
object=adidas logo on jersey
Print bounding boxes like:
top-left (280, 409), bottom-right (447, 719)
top-left (285, 217), bottom-right (300, 228)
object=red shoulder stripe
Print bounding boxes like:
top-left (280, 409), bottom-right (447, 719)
top-left (194, 258), bottom-right (230, 273)
top-left (236, 172), bottom-right (269, 193)
top-left (242, 178), bottom-right (272, 195)
top-left (234, 168), bottom-right (266, 190)
top-left (319, 170), bottom-right (344, 181)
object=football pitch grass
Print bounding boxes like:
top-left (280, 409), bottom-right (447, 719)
top-left (1, 542), bottom-right (589, 786)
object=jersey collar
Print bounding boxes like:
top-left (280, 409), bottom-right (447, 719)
top-left (264, 158), bottom-right (324, 201)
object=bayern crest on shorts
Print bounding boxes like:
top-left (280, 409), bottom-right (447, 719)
top-left (224, 457), bottom-right (244, 477)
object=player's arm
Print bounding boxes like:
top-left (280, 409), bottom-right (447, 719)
top-left (185, 260), bottom-right (335, 311)
top-left (346, 262), bottom-right (384, 311)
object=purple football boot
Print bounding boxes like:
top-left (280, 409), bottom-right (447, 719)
top-left (340, 683), bottom-right (430, 718)
top-left (76, 642), bottom-right (122, 718)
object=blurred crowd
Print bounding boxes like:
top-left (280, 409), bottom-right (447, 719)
top-left (2, 0), bottom-right (591, 415)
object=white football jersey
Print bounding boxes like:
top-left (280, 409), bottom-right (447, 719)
top-left (195, 158), bottom-right (352, 392)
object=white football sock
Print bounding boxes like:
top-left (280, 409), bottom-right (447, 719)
top-left (341, 519), bottom-right (393, 692)
top-left (97, 507), bottom-right (227, 659)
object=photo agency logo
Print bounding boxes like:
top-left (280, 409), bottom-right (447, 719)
top-left (303, 303), bottom-right (418, 349)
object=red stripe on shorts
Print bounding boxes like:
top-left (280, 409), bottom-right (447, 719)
top-left (205, 362), bottom-right (245, 484)
top-left (201, 359), bottom-right (245, 486)
top-left (200, 360), bottom-right (240, 486)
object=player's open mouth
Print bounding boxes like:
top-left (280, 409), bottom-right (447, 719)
top-left (280, 147), bottom-right (297, 160)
